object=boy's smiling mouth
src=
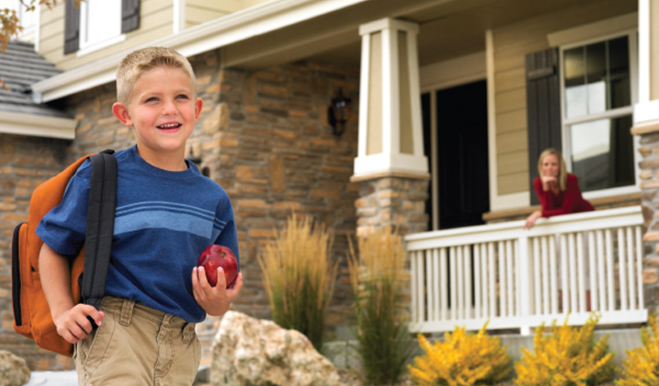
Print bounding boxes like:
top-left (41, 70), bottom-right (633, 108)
top-left (157, 123), bottom-right (182, 131)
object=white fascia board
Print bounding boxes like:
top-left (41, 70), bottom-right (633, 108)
top-left (32, 0), bottom-right (367, 103)
top-left (0, 111), bottom-right (77, 140)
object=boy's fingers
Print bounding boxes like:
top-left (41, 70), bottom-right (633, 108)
top-left (215, 267), bottom-right (227, 290)
top-left (227, 273), bottom-right (243, 296)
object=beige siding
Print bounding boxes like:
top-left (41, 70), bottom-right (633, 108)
top-left (39, 0), bottom-right (173, 71)
top-left (184, 0), bottom-right (270, 27)
top-left (492, 0), bottom-right (637, 196)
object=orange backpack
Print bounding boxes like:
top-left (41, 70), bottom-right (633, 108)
top-left (11, 151), bottom-right (116, 357)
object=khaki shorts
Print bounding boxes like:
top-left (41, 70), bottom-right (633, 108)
top-left (74, 296), bottom-right (201, 386)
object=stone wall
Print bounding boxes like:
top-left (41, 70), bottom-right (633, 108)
top-left (632, 123), bottom-right (659, 314)
top-left (0, 50), bottom-right (361, 369)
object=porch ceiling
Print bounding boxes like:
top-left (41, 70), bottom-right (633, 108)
top-left (223, 0), bottom-right (633, 69)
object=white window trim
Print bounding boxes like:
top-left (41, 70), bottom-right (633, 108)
top-left (77, 1), bottom-right (125, 57)
top-left (558, 29), bottom-right (640, 199)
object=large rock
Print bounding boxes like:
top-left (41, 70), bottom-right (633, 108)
top-left (211, 311), bottom-right (340, 386)
top-left (0, 350), bottom-right (30, 386)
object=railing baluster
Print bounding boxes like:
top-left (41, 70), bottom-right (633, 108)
top-left (596, 230), bottom-right (606, 311)
top-left (425, 249), bottom-right (435, 322)
top-left (481, 243), bottom-right (488, 317)
top-left (474, 244), bottom-right (481, 319)
top-left (489, 242), bottom-right (496, 318)
top-left (499, 242), bottom-right (507, 317)
top-left (636, 226), bottom-right (645, 310)
top-left (507, 240), bottom-right (514, 316)
top-left (416, 251), bottom-right (426, 322)
top-left (450, 246), bottom-right (457, 320)
top-left (464, 245), bottom-right (472, 319)
top-left (569, 233), bottom-right (578, 314)
top-left (561, 234), bottom-right (571, 314)
top-left (619, 228), bottom-right (628, 311)
top-left (440, 248), bottom-right (448, 321)
top-left (542, 236), bottom-right (550, 315)
top-left (411, 251), bottom-right (417, 322)
top-left (550, 235), bottom-right (558, 314)
top-left (432, 248), bottom-right (440, 321)
top-left (457, 246), bottom-right (464, 320)
top-left (588, 231), bottom-right (598, 311)
top-left (577, 232), bottom-right (586, 313)
top-left (606, 229), bottom-right (615, 311)
top-left (627, 227), bottom-right (636, 310)
top-left (533, 237), bottom-right (541, 315)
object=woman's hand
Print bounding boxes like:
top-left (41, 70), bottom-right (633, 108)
top-left (524, 210), bottom-right (542, 229)
top-left (192, 266), bottom-right (243, 317)
top-left (540, 176), bottom-right (557, 191)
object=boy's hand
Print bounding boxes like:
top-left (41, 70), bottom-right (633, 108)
top-left (53, 304), bottom-right (105, 344)
top-left (192, 266), bottom-right (243, 316)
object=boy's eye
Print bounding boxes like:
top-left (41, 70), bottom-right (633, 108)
top-left (176, 94), bottom-right (189, 100)
top-left (145, 97), bottom-right (158, 103)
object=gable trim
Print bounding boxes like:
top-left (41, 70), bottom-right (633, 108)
top-left (0, 111), bottom-right (76, 139)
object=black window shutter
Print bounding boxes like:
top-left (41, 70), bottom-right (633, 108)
top-left (122, 0), bottom-right (140, 33)
top-left (64, 0), bottom-right (80, 54)
top-left (526, 47), bottom-right (561, 205)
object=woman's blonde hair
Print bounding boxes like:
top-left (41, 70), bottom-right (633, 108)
top-left (116, 47), bottom-right (196, 105)
top-left (537, 148), bottom-right (567, 191)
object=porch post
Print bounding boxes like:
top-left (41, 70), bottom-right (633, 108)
top-left (631, 0), bottom-right (659, 313)
top-left (352, 18), bottom-right (430, 236)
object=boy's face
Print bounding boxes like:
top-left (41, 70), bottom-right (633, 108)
top-left (112, 66), bottom-right (202, 162)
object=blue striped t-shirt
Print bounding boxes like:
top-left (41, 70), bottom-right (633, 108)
top-left (36, 145), bottom-right (239, 323)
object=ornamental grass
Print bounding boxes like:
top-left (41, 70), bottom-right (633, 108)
top-left (408, 322), bottom-right (512, 386)
top-left (348, 226), bottom-right (416, 385)
top-left (515, 313), bottom-right (615, 386)
top-left (617, 314), bottom-right (659, 385)
top-left (258, 214), bottom-right (339, 351)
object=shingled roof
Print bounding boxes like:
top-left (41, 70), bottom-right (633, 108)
top-left (0, 40), bottom-right (70, 118)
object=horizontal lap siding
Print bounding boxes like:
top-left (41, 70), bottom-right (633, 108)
top-left (39, 0), bottom-right (173, 71)
top-left (492, 0), bottom-right (638, 196)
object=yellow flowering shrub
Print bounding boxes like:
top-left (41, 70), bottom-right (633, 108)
top-left (408, 322), bottom-right (512, 386)
top-left (617, 314), bottom-right (659, 386)
top-left (515, 313), bottom-right (615, 386)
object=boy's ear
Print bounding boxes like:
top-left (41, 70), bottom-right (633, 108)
top-left (195, 98), bottom-right (203, 119)
top-left (112, 102), bottom-right (133, 127)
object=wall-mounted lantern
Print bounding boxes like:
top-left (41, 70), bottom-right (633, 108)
top-left (327, 88), bottom-right (351, 136)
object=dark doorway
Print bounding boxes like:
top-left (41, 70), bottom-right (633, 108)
top-left (422, 80), bottom-right (490, 230)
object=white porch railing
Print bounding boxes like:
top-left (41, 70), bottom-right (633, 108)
top-left (405, 206), bottom-right (648, 335)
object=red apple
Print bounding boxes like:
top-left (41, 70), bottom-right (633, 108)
top-left (197, 245), bottom-right (239, 288)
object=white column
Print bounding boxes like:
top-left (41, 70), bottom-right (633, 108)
top-left (353, 18), bottom-right (429, 179)
top-left (634, 0), bottom-right (659, 126)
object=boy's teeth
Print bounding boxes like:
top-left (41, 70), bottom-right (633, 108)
top-left (159, 123), bottom-right (180, 128)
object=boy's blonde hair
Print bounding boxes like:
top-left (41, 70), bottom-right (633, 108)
top-left (537, 147), bottom-right (568, 191)
top-left (116, 47), bottom-right (196, 105)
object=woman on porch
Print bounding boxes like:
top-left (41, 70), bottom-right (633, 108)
top-left (524, 148), bottom-right (594, 229)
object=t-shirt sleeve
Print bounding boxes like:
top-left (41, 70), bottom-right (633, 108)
top-left (212, 195), bottom-right (240, 270)
top-left (35, 164), bottom-right (90, 257)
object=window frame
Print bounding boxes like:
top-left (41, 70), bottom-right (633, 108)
top-left (77, 0), bottom-right (126, 57)
top-left (558, 29), bottom-right (640, 199)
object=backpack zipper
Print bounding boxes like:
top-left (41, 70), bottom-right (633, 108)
top-left (11, 223), bottom-right (23, 326)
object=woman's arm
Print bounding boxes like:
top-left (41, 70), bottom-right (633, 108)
top-left (541, 175), bottom-right (582, 217)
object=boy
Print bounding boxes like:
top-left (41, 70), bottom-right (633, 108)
top-left (37, 47), bottom-right (242, 385)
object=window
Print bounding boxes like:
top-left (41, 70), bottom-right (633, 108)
top-left (560, 32), bottom-right (637, 194)
top-left (0, 0), bottom-right (37, 37)
top-left (79, 0), bottom-right (122, 51)
top-left (64, 0), bottom-right (140, 55)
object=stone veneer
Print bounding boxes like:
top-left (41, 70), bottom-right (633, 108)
top-left (632, 122), bottom-right (659, 313)
top-left (0, 49), bottom-right (362, 370)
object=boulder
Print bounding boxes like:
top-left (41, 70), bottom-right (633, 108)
top-left (211, 311), bottom-right (340, 386)
top-left (0, 350), bottom-right (30, 386)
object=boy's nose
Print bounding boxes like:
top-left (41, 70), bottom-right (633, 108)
top-left (162, 100), bottom-right (177, 115)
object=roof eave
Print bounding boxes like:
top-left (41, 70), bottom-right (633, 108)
top-left (31, 0), bottom-right (367, 103)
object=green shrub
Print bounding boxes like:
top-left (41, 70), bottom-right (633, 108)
top-left (617, 314), bottom-right (659, 386)
top-left (348, 226), bottom-right (416, 385)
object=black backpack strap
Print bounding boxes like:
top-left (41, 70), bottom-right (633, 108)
top-left (81, 149), bottom-right (117, 315)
